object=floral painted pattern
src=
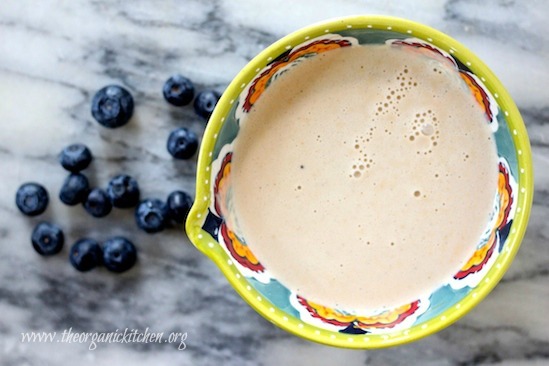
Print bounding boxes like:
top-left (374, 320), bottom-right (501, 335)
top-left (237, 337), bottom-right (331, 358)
top-left (460, 71), bottom-right (494, 122)
top-left (450, 159), bottom-right (517, 288)
top-left (239, 34), bottom-right (358, 116)
top-left (212, 151), bottom-right (232, 217)
top-left (294, 296), bottom-right (426, 333)
top-left (390, 39), bottom-right (457, 68)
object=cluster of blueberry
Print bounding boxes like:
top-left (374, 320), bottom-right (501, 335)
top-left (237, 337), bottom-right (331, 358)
top-left (14, 75), bottom-right (219, 273)
top-left (163, 75), bottom-right (221, 159)
top-left (16, 166), bottom-right (139, 273)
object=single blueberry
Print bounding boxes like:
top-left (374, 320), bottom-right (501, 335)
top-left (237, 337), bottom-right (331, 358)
top-left (102, 237), bottom-right (137, 273)
top-left (59, 143), bottom-right (93, 172)
top-left (163, 74), bottom-right (195, 106)
top-left (167, 190), bottom-right (193, 224)
top-left (91, 85), bottom-right (134, 128)
top-left (83, 188), bottom-right (112, 218)
top-left (59, 173), bottom-right (90, 206)
top-left (31, 222), bottom-right (64, 256)
top-left (16, 182), bottom-right (49, 216)
top-left (135, 199), bottom-right (169, 233)
top-left (193, 90), bottom-right (221, 120)
top-left (69, 238), bottom-right (103, 272)
top-left (167, 127), bottom-right (198, 159)
top-left (107, 174), bottom-right (140, 208)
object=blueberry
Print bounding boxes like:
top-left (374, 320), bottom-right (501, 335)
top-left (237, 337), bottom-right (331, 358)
top-left (59, 143), bottom-right (93, 172)
top-left (107, 174), bottom-right (140, 208)
top-left (167, 127), bottom-right (198, 159)
top-left (91, 85), bottom-right (134, 128)
top-left (15, 183), bottom-right (49, 216)
top-left (59, 173), bottom-right (90, 206)
top-left (102, 237), bottom-right (137, 273)
top-left (167, 190), bottom-right (193, 224)
top-left (31, 222), bottom-right (64, 256)
top-left (83, 188), bottom-right (112, 218)
top-left (193, 90), bottom-right (221, 120)
top-left (163, 74), bottom-right (195, 106)
top-left (69, 238), bottom-right (103, 272)
top-left (135, 199), bottom-right (169, 233)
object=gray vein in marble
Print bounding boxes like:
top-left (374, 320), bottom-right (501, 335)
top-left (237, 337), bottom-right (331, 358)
top-left (444, 0), bottom-right (549, 53)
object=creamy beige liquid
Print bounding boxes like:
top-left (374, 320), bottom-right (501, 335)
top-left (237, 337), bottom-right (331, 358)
top-left (231, 44), bottom-right (498, 310)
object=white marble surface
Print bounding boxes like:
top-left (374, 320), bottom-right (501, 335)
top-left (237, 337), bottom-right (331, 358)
top-left (1, 1), bottom-right (548, 365)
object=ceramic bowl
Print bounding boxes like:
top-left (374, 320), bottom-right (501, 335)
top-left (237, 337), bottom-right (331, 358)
top-left (186, 15), bottom-right (533, 348)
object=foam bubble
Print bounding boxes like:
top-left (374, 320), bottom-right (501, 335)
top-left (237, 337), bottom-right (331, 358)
top-left (421, 123), bottom-right (435, 136)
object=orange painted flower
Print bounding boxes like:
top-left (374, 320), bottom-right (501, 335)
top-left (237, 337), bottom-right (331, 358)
top-left (242, 38), bottom-right (353, 112)
top-left (454, 231), bottom-right (497, 280)
top-left (213, 152), bottom-right (232, 216)
top-left (454, 161), bottom-right (514, 279)
top-left (496, 161), bottom-right (513, 230)
top-left (459, 71), bottom-right (493, 122)
top-left (297, 296), bottom-right (420, 330)
top-left (220, 222), bottom-right (265, 273)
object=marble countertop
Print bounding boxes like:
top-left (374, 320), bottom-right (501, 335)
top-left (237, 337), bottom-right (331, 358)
top-left (1, 1), bottom-right (548, 365)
